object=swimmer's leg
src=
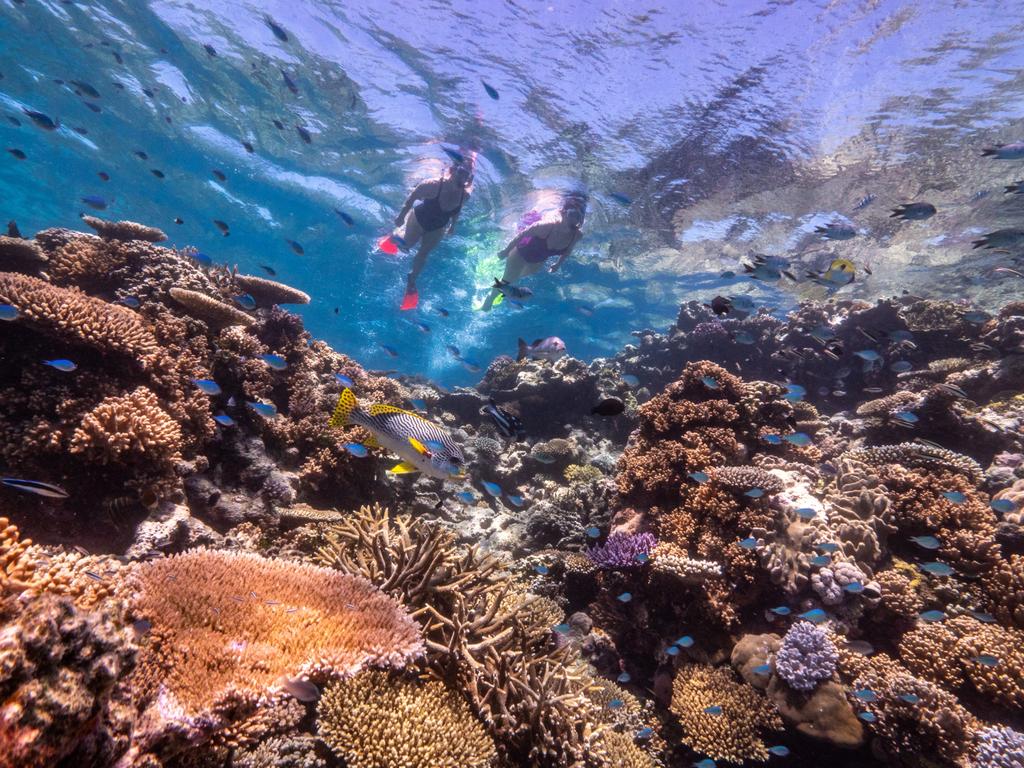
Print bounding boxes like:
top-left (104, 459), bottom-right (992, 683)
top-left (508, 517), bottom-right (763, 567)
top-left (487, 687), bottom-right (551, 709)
top-left (392, 208), bottom-right (423, 251)
top-left (404, 227), bottom-right (444, 301)
top-left (482, 251), bottom-right (526, 311)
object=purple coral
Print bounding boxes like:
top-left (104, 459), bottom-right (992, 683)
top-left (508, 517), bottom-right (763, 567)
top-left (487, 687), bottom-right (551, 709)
top-left (775, 621), bottom-right (838, 691)
top-left (586, 532), bottom-right (656, 569)
top-left (976, 726), bottom-right (1024, 768)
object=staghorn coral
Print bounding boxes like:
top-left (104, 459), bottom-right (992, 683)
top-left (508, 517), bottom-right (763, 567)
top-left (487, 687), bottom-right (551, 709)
top-left (844, 442), bottom-right (983, 482)
top-left (80, 215), bottom-right (167, 242)
top-left (0, 271), bottom-right (159, 360)
top-left (69, 386), bottom-right (182, 469)
top-left (233, 274), bottom-right (311, 306)
top-left (125, 550), bottom-right (423, 719)
top-left (648, 541), bottom-right (723, 584)
top-left (775, 621), bottom-right (838, 691)
top-left (709, 465), bottom-right (785, 495)
top-left (670, 664), bottom-right (783, 763)
top-left (0, 592), bottom-right (136, 768)
top-left (586, 532), bottom-right (657, 569)
top-left (168, 287), bottom-right (256, 328)
top-left (317, 671), bottom-right (496, 768)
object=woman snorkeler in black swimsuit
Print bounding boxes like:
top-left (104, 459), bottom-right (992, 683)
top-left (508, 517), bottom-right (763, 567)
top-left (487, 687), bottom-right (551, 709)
top-left (381, 161), bottom-right (473, 310)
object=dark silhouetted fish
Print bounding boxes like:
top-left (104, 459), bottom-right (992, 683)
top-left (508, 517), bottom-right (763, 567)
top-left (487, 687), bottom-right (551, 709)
top-left (7, 148), bottom-right (26, 159)
top-left (204, 44), bottom-right (217, 57)
top-left (890, 202), bottom-right (936, 221)
top-left (296, 125), bottom-right (311, 144)
top-left (592, 397), bottom-right (626, 417)
top-left (260, 264), bottom-right (276, 275)
top-left (22, 108), bottom-right (58, 130)
top-left (273, 118), bottom-right (284, 130)
top-left (281, 69), bottom-right (299, 94)
top-left (242, 140), bottom-right (254, 153)
top-left (265, 15), bottom-right (289, 42)
top-left (286, 239), bottom-right (304, 255)
top-left (334, 208), bottom-right (354, 226)
top-left (69, 80), bottom-right (100, 98)
top-left (482, 80), bottom-right (499, 100)
top-left (213, 219), bottom-right (230, 236)
top-left (212, 169), bottom-right (226, 182)
top-left (151, 169), bottom-right (165, 178)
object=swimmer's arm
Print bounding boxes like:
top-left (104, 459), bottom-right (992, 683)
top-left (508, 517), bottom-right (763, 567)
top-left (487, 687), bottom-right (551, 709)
top-left (549, 231), bottom-right (581, 272)
top-left (394, 181), bottom-right (433, 225)
top-left (499, 223), bottom-right (545, 257)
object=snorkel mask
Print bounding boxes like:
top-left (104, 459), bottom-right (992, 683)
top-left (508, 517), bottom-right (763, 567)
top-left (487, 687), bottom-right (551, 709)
top-left (563, 201), bottom-right (585, 228)
top-left (452, 162), bottom-right (473, 185)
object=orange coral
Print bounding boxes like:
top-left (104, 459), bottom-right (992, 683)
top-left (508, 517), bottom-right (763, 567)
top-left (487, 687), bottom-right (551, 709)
top-left (0, 272), bottom-right (159, 361)
top-left (983, 554), bottom-right (1024, 629)
top-left (79, 214), bottom-right (166, 242)
top-left (70, 386), bottom-right (182, 469)
top-left (126, 550), bottom-right (423, 716)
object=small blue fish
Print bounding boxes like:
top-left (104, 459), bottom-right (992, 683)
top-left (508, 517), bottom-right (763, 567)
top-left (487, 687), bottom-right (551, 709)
top-left (920, 562), bottom-right (955, 577)
top-left (192, 378), bottom-right (221, 396)
top-left (795, 507), bottom-right (817, 520)
top-left (785, 383), bottom-right (807, 400)
top-left (734, 331), bottom-right (755, 345)
top-left (482, 481), bottom-right (502, 497)
top-left (891, 361), bottom-right (913, 373)
top-left (858, 711), bottom-right (877, 723)
top-left (991, 499), bottom-right (1016, 514)
top-left (636, 726), bottom-right (654, 739)
top-left (609, 192), bottom-right (632, 205)
top-left (462, 359), bottom-right (482, 373)
top-left (343, 443), bottom-right (368, 458)
top-left (898, 693), bottom-right (920, 704)
top-left (81, 195), bottom-right (108, 210)
top-left (334, 373), bottom-right (355, 388)
top-left (763, 434), bottom-right (782, 445)
top-left (617, 592), bottom-right (632, 603)
top-left (261, 354), bottom-right (287, 370)
top-left (380, 344), bottom-right (399, 358)
top-left (1, 477), bottom-right (70, 499)
top-left (617, 671), bottom-right (631, 683)
top-left (535, 564), bottom-right (549, 575)
top-left (703, 705), bottom-right (723, 716)
top-left (446, 344), bottom-right (461, 359)
top-left (688, 471), bottom-right (710, 483)
top-left (409, 399), bottom-right (427, 411)
top-left (666, 645), bottom-right (680, 656)
top-left (635, 552), bottom-right (649, 564)
top-left (553, 623), bottom-right (571, 635)
top-left (752, 664), bottom-right (772, 675)
top-left (854, 350), bottom-right (881, 362)
top-left (456, 490), bottom-right (476, 504)
top-left (919, 609), bottom-right (946, 622)
top-left (213, 413), bottom-right (235, 426)
top-left (970, 611), bottom-right (996, 623)
top-left (247, 401), bottom-right (278, 418)
top-left (810, 555), bottom-right (831, 566)
top-left (963, 311), bottom-right (989, 324)
top-left (853, 689), bottom-right (878, 702)
top-left (770, 606), bottom-right (792, 616)
top-left (43, 359), bottom-right (77, 372)
top-left (910, 535), bottom-right (941, 550)
top-left (410, 320), bottom-right (431, 333)
top-left (701, 376), bottom-right (720, 390)
top-left (233, 293), bottom-right (256, 310)
top-left (676, 636), bottom-right (695, 648)
top-left (608, 698), bottom-right (624, 710)
top-left (0, 304), bottom-right (18, 321)
top-left (739, 537), bottom-right (758, 549)
top-left (817, 542), bottom-right (839, 553)
top-left (507, 495), bottom-right (525, 507)
top-left (192, 251), bottom-right (213, 267)
top-left (942, 491), bottom-right (967, 504)
top-left (482, 80), bottom-right (499, 99)
top-left (585, 526), bottom-right (601, 538)
top-left (767, 746), bottom-right (790, 757)
top-left (435, 306), bottom-right (450, 317)
top-left (745, 488), bottom-right (765, 499)
top-left (783, 432), bottom-right (812, 446)
top-left (693, 760), bottom-right (716, 768)
top-left (893, 411), bottom-right (918, 424)
top-left (972, 654), bottom-right (999, 667)
top-left (800, 608), bottom-right (827, 623)
top-left (845, 582), bottom-right (865, 594)
top-left (119, 296), bottom-right (140, 309)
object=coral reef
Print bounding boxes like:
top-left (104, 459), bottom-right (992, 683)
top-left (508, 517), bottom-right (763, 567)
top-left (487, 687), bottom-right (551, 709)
top-left (775, 621), bottom-right (838, 691)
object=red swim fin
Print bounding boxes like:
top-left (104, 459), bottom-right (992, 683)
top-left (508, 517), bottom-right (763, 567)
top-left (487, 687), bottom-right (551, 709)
top-left (378, 235), bottom-right (399, 255)
top-left (400, 289), bottom-right (419, 311)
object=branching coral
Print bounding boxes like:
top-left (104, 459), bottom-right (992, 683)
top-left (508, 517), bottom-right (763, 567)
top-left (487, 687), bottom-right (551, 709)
top-left (69, 386), bottom-right (182, 470)
top-left (984, 554), bottom-right (1024, 628)
top-left (586, 532), bottom-right (657, 569)
top-left (126, 549), bottom-right (423, 718)
top-left (317, 671), bottom-right (496, 768)
top-left (670, 664), bottom-right (783, 763)
top-left (775, 621), bottom-right (837, 691)
top-left (0, 271), bottom-right (159, 361)
top-left (709, 465), bottom-right (785, 495)
top-left (844, 443), bottom-right (983, 482)
top-left (975, 726), bottom-right (1024, 768)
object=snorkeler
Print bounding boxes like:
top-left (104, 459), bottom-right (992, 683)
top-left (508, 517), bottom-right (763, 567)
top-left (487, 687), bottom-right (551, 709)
top-left (381, 161), bottom-right (473, 310)
top-left (480, 193), bottom-right (586, 311)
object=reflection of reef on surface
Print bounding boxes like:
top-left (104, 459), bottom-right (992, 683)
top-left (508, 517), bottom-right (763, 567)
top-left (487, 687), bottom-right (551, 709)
top-left (3, 218), bottom-right (1024, 768)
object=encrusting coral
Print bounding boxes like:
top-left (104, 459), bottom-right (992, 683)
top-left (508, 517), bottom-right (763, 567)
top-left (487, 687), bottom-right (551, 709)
top-left (317, 671), bottom-right (496, 768)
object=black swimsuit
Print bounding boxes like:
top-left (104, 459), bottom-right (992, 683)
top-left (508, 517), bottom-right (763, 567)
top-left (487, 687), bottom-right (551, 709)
top-left (414, 180), bottom-right (465, 231)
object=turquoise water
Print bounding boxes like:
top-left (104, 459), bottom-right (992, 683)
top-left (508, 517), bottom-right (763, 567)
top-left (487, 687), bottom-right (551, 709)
top-left (2, 1), bottom-right (1023, 386)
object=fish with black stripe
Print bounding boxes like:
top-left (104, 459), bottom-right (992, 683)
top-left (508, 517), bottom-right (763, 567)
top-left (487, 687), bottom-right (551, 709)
top-left (328, 388), bottom-right (466, 479)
